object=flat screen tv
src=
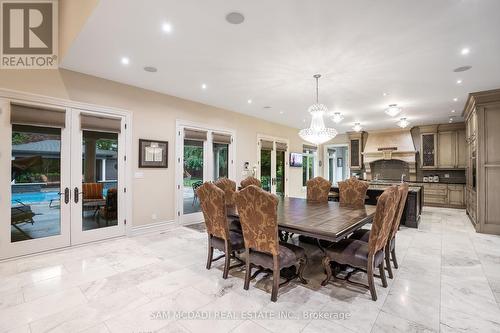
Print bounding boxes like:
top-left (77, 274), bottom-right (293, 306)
top-left (290, 153), bottom-right (303, 167)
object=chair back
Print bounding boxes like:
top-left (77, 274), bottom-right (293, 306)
top-left (214, 178), bottom-right (237, 206)
top-left (367, 185), bottom-right (400, 255)
top-left (306, 177), bottom-right (332, 202)
top-left (338, 177), bottom-right (369, 207)
top-left (235, 185), bottom-right (279, 256)
top-left (389, 183), bottom-right (409, 240)
top-left (196, 182), bottom-right (229, 240)
top-left (240, 176), bottom-right (261, 189)
top-left (82, 183), bottom-right (103, 200)
top-left (105, 188), bottom-right (118, 218)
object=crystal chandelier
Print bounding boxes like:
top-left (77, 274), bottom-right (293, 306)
top-left (331, 112), bottom-right (344, 123)
top-left (397, 117), bottom-right (410, 128)
top-left (353, 122), bottom-right (363, 132)
top-left (385, 104), bottom-right (402, 117)
top-left (298, 74), bottom-right (337, 145)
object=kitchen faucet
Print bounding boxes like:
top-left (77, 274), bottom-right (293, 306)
top-left (401, 174), bottom-right (406, 182)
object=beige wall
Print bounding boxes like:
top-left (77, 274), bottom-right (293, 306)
top-left (0, 69), bottom-right (311, 227)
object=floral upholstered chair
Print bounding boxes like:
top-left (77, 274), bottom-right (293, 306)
top-left (240, 176), bottom-right (261, 189)
top-left (235, 185), bottom-right (307, 302)
top-left (196, 182), bottom-right (244, 279)
top-left (306, 176), bottom-right (332, 202)
top-left (338, 177), bottom-right (369, 207)
top-left (214, 177), bottom-right (241, 232)
top-left (321, 185), bottom-right (401, 301)
top-left (349, 183), bottom-right (409, 278)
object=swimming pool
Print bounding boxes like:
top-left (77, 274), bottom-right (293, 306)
top-left (11, 191), bottom-right (60, 204)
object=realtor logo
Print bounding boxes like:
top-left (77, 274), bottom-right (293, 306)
top-left (1, 0), bottom-right (58, 68)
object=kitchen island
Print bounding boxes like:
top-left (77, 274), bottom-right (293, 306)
top-left (331, 182), bottom-right (423, 228)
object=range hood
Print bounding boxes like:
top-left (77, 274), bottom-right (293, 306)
top-left (362, 129), bottom-right (417, 181)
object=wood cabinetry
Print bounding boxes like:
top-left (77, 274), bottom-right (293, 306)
top-left (419, 123), bottom-right (466, 170)
top-left (421, 183), bottom-right (465, 208)
top-left (448, 184), bottom-right (465, 207)
top-left (464, 89), bottom-right (500, 235)
top-left (348, 132), bottom-right (364, 170)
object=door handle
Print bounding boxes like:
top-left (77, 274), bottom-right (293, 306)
top-left (74, 187), bottom-right (83, 204)
top-left (64, 187), bottom-right (70, 204)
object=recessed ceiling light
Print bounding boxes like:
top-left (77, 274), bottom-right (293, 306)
top-left (279, 111), bottom-right (284, 114)
top-left (456, 79), bottom-right (462, 84)
top-left (383, 92), bottom-right (388, 96)
top-left (162, 22), bottom-right (172, 33)
top-left (449, 117), bottom-right (455, 123)
top-left (144, 66), bottom-right (157, 73)
top-left (451, 109), bottom-right (456, 113)
top-left (226, 12), bottom-right (245, 24)
top-left (453, 65), bottom-right (472, 72)
top-left (453, 97), bottom-right (458, 102)
top-left (461, 47), bottom-right (470, 55)
top-left (247, 99), bottom-right (252, 104)
top-left (201, 84), bottom-right (207, 90)
top-left (121, 57), bottom-right (130, 65)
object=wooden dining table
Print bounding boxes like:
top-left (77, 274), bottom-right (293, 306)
top-left (229, 197), bottom-right (376, 243)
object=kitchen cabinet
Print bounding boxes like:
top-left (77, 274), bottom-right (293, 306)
top-left (420, 123), bottom-right (466, 169)
top-left (421, 183), bottom-right (465, 208)
top-left (457, 129), bottom-right (467, 169)
top-left (448, 184), bottom-right (465, 207)
top-left (348, 131), bottom-right (364, 170)
top-left (420, 128), bottom-right (437, 169)
top-left (437, 131), bottom-right (456, 168)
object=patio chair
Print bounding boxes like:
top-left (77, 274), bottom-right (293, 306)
top-left (11, 200), bottom-right (36, 239)
top-left (99, 188), bottom-right (118, 226)
top-left (82, 183), bottom-right (105, 216)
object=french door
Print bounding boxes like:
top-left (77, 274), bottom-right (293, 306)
top-left (176, 122), bottom-right (235, 224)
top-left (1, 99), bottom-right (127, 259)
top-left (258, 136), bottom-right (289, 196)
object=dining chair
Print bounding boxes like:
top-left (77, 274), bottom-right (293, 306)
top-left (196, 182), bottom-right (244, 279)
top-left (214, 177), bottom-right (241, 232)
top-left (240, 176), bottom-right (261, 189)
top-left (235, 185), bottom-right (308, 302)
top-left (321, 185), bottom-right (401, 301)
top-left (306, 176), bottom-right (332, 202)
top-left (349, 183), bottom-right (409, 278)
top-left (338, 177), bottom-right (369, 207)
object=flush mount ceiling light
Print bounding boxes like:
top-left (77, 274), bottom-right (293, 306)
top-left (298, 74), bottom-right (338, 145)
top-left (144, 66), bottom-right (157, 73)
top-left (451, 109), bottom-right (456, 113)
top-left (397, 117), bottom-right (410, 128)
top-left (226, 12), bottom-right (245, 24)
top-left (461, 47), bottom-right (470, 55)
top-left (353, 123), bottom-right (362, 132)
top-left (121, 57), bottom-right (130, 65)
top-left (456, 79), bottom-right (462, 84)
top-left (454, 65), bottom-right (472, 72)
top-left (247, 99), bottom-right (252, 104)
top-left (453, 97), bottom-right (458, 102)
top-left (162, 22), bottom-right (172, 33)
top-left (385, 104), bottom-right (401, 117)
top-left (201, 83), bottom-right (207, 90)
top-left (331, 112), bottom-right (344, 124)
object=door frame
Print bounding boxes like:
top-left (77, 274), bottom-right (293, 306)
top-left (323, 143), bottom-right (350, 185)
top-left (175, 119), bottom-right (236, 225)
top-left (0, 89), bottom-right (132, 259)
top-left (256, 134), bottom-right (290, 197)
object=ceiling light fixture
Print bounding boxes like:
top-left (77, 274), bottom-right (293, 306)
top-left (449, 116), bottom-right (455, 123)
top-left (226, 12), bottom-right (245, 24)
top-left (456, 79), bottom-right (462, 84)
top-left (247, 99), bottom-right (252, 104)
top-left (383, 92), bottom-right (388, 96)
top-left (397, 117), bottom-right (410, 128)
top-left (453, 98), bottom-right (458, 102)
top-left (451, 109), bottom-right (456, 113)
top-left (461, 47), bottom-right (470, 55)
top-left (298, 74), bottom-right (337, 145)
top-left (121, 57), bottom-right (130, 65)
top-left (162, 22), bottom-right (172, 33)
top-left (201, 84), bottom-right (207, 90)
top-left (331, 112), bottom-right (344, 124)
top-left (385, 104), bottom-right (402, 117)
top-left (353, 123), bottom-right (362, 132)
top-left (144, 66), bottom-right (157, 73)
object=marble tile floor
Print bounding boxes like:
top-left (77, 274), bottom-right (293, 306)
top-left (1, 207), bottom-right (500, 332)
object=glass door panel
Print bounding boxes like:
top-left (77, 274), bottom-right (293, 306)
top-left (276, 150), bottom-right (285, 196)
top-left (183, 139), bottom-right (204, 215)
top-left (213, 143), bottom-right (228, 180)
top-left (260, 149), bottom-right (272, 192)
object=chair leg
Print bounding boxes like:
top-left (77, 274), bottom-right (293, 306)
top-left (244, 249), bottom-right (251, 290)
top-left (297, 257), bottom-right (308, 284)
top-left (206, 236), bottom-right (214, 269)
top-left (271, 256), bottom-right (280, 302)
top-left (391, 248), bottom-right (399, 269)
top-left (385, 244), bottom-right (394, 279)
top-left (321, 256), bottom-right (333, 286)
top-left (222, 241), bottom-right (231, 279)
top-left (367, 256), bottom-right (377, 301)
top-left (379, 259), bottom-right (388, 288)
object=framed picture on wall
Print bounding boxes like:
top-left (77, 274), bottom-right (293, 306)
top-left (139, 139), bottom-right (168, 168)
top-left (337, 157), bottom-right (343, 167)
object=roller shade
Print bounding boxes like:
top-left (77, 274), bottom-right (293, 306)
top-left (260, 139), bottom-right (274, 150)
top-left (212, 132), bottom-right (231, 144)
top-left (184, 129), bottom-right (207, 141)
top-left (10, 104), bottom-right (66, 128)
top-left (80, 114), bottom-right (121, 133)
top-left (303, 144), bottom-right (317, 152)
top-left (276, 142), bottom-right (288, 151)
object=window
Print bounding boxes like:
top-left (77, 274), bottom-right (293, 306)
top-left (213, 143), bottom-right (229, 180)
top-left (302, 145), bottom-right (317, 186)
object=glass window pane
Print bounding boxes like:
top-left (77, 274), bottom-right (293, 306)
top-left (82, 130), bottom-right (118, 231)
top-left (11, 125), bottom-right (61, 242)
top-left (213, 143), bottom-right (228, 180)
top-left (260, 150), bottom-right (271, 192)
top-left (276, 150), bottom-right (285, 196)
top-left (184, 139), bottom-right (204, 215)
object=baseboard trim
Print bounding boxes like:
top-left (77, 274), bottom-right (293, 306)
top-left (129, 220), bottom-right (177, 236)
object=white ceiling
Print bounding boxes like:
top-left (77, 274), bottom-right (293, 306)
top-left (62, 0), bottom-right (500, 133)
